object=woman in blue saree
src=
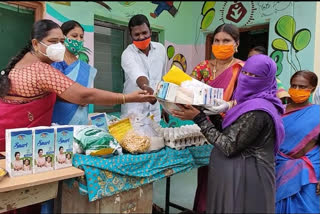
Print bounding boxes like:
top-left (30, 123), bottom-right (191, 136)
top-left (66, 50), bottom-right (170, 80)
top-left (276, 70), bottom-right (320, 213)
top-left (42, 20), bottom-right (97, 214)
top-left (52, 20), bottom-right (97, 125)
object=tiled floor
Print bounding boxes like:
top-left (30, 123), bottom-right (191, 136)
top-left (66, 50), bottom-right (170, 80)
top-left (152, 168), bottom-right (198, 213)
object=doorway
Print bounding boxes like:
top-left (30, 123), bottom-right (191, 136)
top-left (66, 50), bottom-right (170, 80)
top-left (235, 24), bottom-right (269, 61)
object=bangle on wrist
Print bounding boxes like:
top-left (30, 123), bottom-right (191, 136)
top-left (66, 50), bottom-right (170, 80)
top-left (122, 94), bottom-right (126, 104)
top-left (117, 93), bottom-right (123, 105)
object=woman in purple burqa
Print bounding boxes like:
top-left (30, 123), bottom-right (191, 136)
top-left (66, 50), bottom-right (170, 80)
top-left (172, 54), bottom-right (285, 213)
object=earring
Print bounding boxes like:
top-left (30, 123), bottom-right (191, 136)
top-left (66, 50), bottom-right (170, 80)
top-left (236, 47), bottom-right (238, 53)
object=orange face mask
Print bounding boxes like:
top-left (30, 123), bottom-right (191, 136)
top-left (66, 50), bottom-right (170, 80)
top-left (288, 88), bottom-right (311, 103)
top-left (133, 37), bottom-right (151, 50)
top-left (212, 44), bottom-right (235, 60)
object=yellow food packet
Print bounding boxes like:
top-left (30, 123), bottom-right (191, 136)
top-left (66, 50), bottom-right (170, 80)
top-left (163, 65), bottom-right (192, 86)
top-left (108, 118), bottom-right (133, 142)
top-left (89, 148), bottom-right (114, 156)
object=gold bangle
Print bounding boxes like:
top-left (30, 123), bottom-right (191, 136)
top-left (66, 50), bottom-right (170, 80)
top-left (117, 94), bottom-right (121, 105)
top-left (122, 94), bottom-right (126, 104)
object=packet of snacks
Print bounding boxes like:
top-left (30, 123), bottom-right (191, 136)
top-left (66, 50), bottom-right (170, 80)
top-left (119, 130), bottom-right (151, 154)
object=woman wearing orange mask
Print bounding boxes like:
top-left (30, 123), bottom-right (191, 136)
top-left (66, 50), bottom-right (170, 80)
top-left (190, 23), bottom-right (244, 214)
top-left (276, 70), bottom-right (320, 213)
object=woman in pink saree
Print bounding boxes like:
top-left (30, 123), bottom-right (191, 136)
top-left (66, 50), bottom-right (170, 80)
top-left (0, 19), bottom-right (155, 214)
top-left (190, 23), bottom-right (244, 213)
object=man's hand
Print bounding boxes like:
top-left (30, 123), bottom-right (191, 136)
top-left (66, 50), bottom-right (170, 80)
top-left (142, 84), bottom-right (157, 104)
top-left (136, 76), bottom-right (157, 104)
top-left (317, 181), bottom-right (320, 195)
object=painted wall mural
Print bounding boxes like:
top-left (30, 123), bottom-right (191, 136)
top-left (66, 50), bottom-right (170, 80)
top-left (119, 2), bottom-right (136, 7)
top-left (172, 54), bottom-right (187, 72)
top-left (257, 2), bottom-right (291, 17)
top-left (200, 1), bottom-right (216, 30)
top-left (219, 1), bottom-right (257, 26)
top-left (167, 45), bottom-right (175, 60)
top-left (91, 1), bottom-right (112, 11)
top-left (270, 15), bottom-right (311, 76)
top-left (150, 1), bottom-right (181, 18)
top-left (166, 45), bottom-right (187, 72)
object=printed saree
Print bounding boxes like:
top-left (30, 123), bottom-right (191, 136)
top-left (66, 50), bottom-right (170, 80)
top-left (276, 104), bottom-right (320, 213)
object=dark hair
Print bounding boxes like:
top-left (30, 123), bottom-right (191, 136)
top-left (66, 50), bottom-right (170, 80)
top-left (212, 23), bottom-right (240, 43)
top-left (61, 20), bottom-right (84, 36)
top-left (59, 146), bottom-right (64, 151)
top-left (15, 152), bottom-right (20, 157)
top-left (38, 149), bottom-right (43, 154)
top-left (250, 46), bottom-right (267, 55)
top-left (128, 14), bottom-right (150, 34)
top-left (0, 19), bottom-right (60, 98)
top-left (290, 70), bottom-right (318, 88)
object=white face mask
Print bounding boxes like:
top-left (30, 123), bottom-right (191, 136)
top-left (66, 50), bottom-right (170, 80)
top-left (39, 42), bottom-right (66, 62)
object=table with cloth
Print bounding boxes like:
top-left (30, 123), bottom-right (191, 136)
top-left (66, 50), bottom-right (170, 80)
top-left (59, 114), bottom-right (212, 213)
top-left (61, 143), bottom-right (213, 213)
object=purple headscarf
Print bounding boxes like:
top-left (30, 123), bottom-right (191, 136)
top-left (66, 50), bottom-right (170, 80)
top-left (222, 54), bottom-right (285, 154)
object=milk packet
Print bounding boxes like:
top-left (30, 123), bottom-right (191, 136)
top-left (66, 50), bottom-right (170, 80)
top-left (33, 127), bottom-right (55, 173)
top-left (6, 128), bottom-right (33, 177)
top-left (89, 113), bottom-right (108, 131)
top-left (55, 126), bottom-right (74, 169)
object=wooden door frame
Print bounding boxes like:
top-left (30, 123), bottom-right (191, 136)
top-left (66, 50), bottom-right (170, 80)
top-left (7, 1), bottom-right (45, 21)
top-left (205, 23), bottom-right (270, 60)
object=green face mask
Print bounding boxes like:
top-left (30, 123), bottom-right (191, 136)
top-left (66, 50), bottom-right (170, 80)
top-left (64, 37), bottom-right (83, 55)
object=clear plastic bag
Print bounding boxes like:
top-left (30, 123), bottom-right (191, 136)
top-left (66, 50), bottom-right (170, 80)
top-left (126, 114), bottom-right (165, 153)
top-left (119, 130), bottom-right (151, 154)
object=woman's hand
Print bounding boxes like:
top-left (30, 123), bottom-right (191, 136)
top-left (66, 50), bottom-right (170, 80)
top-left (126, 90), bottom-right (157, 103)
top-left (171, 104), bottom-right (200, 120)
top-left (203, 99), bottom-right (231, 115)
top-left (316, 181), bottom-right (320, 195)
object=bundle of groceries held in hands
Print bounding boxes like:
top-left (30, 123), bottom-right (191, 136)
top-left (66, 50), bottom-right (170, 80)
top-left (154, 65), bottom-right (224, 114)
